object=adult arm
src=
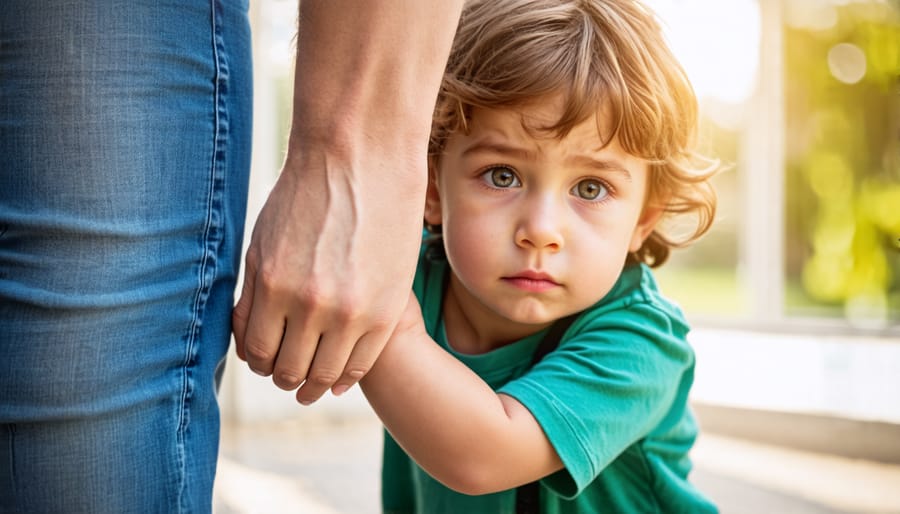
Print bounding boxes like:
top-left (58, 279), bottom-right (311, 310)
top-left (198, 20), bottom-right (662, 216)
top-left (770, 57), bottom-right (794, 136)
top-left (360, 293), bottom-right (565, 495)
top-left (232, 0), bottom-right (463, 404)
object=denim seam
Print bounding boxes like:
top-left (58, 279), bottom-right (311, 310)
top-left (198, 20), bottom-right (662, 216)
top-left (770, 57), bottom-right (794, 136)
top-left (3, 425), bottom-right (18, 512)
top-left (175, 0), bottom-right (229, 511)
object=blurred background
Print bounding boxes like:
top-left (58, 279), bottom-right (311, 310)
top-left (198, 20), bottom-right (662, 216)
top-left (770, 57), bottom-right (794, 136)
top-left (215, 0), bottom-right (900, 512)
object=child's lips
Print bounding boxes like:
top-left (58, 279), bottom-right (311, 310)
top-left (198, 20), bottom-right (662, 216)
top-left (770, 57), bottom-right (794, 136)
top-left (502, 271), bottom-right (560, 292)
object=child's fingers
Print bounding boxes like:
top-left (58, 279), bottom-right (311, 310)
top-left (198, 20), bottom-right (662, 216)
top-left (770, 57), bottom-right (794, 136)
top-left (329, 329), bottom-right (391, 396)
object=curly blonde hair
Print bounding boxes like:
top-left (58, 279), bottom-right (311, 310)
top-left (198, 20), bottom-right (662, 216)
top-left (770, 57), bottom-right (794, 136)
top-left (429, 0), bottom-right (718, 267)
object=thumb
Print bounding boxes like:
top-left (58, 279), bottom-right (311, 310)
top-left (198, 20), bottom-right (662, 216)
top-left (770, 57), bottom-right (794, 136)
top-left (232, 256), bottom-right (257, 362)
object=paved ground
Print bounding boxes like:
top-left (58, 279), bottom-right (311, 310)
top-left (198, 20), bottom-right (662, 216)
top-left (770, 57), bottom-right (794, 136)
top-left (213, 409), bottom-right (900, 514)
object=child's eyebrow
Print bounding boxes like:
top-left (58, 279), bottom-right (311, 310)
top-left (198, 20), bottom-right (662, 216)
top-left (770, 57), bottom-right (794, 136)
top-left (460, 139), bottom-right (535, 160)
top-left (461, 137), bottom-right (634, 181)
top-left (570, 155), bottom-right (633, 181)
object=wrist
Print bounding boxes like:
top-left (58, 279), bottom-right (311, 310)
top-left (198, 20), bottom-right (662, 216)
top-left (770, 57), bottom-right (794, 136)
top-left (285, 103), bottom-right (431, 171)
top-left (283, 127), bottom-right (429, 203)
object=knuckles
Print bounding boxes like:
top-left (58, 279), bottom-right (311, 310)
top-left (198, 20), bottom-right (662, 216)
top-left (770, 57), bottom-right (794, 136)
top-left (256, 266), bottom-right (287, 295)
top-left (273, 372), bottom-right (304, 391)
top-left (309, 370), bottom-right (340, 387)
top-left (243, 339), bottom-right (275, 363)
top-left (253, 265), bottom-right (400, 332)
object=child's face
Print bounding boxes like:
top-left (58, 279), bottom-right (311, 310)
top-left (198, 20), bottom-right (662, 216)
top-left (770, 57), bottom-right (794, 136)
top-left (426, 96), bottom-right (662, 334)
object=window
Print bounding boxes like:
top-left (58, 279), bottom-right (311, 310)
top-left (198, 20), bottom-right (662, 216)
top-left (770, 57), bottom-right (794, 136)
top-left (649, 0), bottom-right (900, 334)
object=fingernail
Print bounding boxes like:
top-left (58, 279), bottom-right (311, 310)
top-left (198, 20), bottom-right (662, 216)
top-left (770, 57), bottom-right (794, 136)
top-left (332, 384), bottom-right (350, 396)
top-left (298, 399), bottom-right (313, 406)
top-left (250, 367), bottom-right (268, 377)
top-left (280, 374), bottom-right (299, 385)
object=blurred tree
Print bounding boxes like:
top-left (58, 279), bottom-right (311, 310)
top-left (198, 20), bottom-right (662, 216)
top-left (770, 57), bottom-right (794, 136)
top-left (784, 0), bottom-right (900, 326)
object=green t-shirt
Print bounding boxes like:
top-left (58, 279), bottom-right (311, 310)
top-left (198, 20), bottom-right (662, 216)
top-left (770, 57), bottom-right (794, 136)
top-left (382, 245), bottom-right (718, 514)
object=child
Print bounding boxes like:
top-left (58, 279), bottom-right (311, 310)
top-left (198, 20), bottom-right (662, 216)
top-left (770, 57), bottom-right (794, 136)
top-left (359, 0), bottom-right (719, 512)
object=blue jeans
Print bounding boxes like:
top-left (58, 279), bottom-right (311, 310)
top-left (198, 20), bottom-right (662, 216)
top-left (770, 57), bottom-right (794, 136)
top-left (0, 1), bottom-right (252, 512)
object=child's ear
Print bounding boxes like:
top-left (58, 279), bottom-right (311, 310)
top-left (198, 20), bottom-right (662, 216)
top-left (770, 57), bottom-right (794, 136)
top-left (424, 162), bottom-right (443, 227)
top-left (629, 203), bottom-right (665, 253)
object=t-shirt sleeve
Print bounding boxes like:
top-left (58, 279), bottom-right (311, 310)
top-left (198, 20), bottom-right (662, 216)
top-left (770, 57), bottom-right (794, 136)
top-left (497, 300), bottom-right (694, 499)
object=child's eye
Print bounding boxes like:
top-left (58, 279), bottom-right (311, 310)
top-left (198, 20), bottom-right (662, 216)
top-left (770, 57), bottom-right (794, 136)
top-left (572, 179), bottom-right (608, 200)
top-left (482, 166), bottom-right (521, 188)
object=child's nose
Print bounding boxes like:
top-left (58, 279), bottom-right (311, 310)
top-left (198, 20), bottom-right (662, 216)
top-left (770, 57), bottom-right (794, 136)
top-left (514, 195), bottom-right (564, 252)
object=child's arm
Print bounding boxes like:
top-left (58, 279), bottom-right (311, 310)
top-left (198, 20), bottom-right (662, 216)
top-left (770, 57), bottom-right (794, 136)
top-left (359, 292), bottom-right (564, 496)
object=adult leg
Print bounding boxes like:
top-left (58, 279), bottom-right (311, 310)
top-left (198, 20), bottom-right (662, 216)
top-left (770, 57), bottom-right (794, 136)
top-left (0, 0), bottom-right (252, 512)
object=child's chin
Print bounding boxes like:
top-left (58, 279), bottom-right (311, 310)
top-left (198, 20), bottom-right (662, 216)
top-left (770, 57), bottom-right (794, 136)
top-left (499, 305), bottom-right (561, 327)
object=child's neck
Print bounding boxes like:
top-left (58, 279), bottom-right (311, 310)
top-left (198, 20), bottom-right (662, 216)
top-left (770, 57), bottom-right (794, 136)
top-left (442, 275), bottom-right (552, 355)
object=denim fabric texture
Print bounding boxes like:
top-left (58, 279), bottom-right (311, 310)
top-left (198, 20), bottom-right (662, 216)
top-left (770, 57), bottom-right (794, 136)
top-left (0, 0), bottom-right (252, 512)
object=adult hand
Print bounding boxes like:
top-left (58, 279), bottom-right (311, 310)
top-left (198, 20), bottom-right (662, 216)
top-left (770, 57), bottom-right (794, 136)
top-left (230, 0), bottom-right (461, 404)
top-left (232, 146), bottom-right (426, 404)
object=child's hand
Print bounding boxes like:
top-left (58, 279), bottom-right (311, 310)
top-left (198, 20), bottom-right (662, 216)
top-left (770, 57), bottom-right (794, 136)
top-left (365, 291), bottom-right (428, 379)
top-left (389, 291), bottom-right (428, 343)
top-left (361, 291), bottom-right (427, 385)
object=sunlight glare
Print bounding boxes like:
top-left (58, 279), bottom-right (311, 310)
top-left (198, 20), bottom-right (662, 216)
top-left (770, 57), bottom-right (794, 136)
top-left (646, 0), bottom-right (761, 105)
top-left (828, 43), bottom-right (868, 84)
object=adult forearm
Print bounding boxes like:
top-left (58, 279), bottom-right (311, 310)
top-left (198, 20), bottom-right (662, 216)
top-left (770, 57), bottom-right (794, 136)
top-left (290, 0), bottom-right (463, 162)
top-left (233, 1), bottom-right (463, 403)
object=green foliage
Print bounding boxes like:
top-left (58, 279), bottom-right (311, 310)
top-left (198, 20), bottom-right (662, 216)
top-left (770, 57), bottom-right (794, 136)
top-left (784, 1), bottom-right (900, 324)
